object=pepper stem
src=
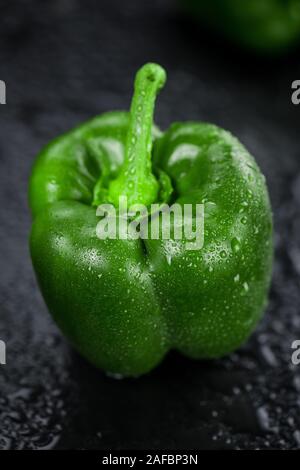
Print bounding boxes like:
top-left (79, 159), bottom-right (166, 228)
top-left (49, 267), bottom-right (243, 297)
top-left (107, 63), bottom-right (166, 208)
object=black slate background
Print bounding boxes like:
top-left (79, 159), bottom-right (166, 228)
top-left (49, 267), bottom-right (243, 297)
top-left (1, 0), bottom-right (300, 450)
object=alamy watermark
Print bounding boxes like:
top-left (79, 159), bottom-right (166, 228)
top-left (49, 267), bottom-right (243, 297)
top-left (0, 80), bottom-right (6, 104)
top-left (0, 340), bottom-right (6, 365)
top-left (1, 83), bottom-right (7, 364)
top-left (291, 80), bottom-right (300, 105)
top-left (291, 340), bottom-right (300, 365)
top-left (96, 197), bottom-right (205, 250)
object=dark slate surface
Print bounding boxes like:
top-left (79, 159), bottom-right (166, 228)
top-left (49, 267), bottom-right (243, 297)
top-left (1, 0), bottom-right (300, 450)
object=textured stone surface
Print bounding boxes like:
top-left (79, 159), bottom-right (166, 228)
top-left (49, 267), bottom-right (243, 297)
top-left (0, 0), bottom-right (300, 450)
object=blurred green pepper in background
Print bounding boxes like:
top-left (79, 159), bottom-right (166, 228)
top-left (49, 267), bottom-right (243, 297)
top-left (181, 0), bottom-right (300, 54)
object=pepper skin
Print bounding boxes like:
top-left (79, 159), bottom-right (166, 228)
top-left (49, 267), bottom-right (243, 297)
top-left (181, 0), bottom-right (300, 54)
top-left (29, 64), bottom-right (273, 377)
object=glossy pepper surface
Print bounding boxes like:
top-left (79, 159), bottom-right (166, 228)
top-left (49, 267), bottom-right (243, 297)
top-left (181, 0), bottom-right (300, 54)
top-left (29, 64), bottom-right (273, 377)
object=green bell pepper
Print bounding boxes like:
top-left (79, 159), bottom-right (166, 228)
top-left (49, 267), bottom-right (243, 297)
top-left (181, 0), bottom-right (300, 54)
top-left (29, 63), bottom-right (273, 377)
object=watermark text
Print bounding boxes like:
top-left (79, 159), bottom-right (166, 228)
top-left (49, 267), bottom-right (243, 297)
top-left (291, 80), bottom-right (300, 105)
top-left (291, 340), bottom-right (300, 365)
top-left (96, 197), bottom-right (205, 250)
top-left (0, 340), bottom-right (6, 365)
top-left (0, 80), bottom-right (6, 104)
